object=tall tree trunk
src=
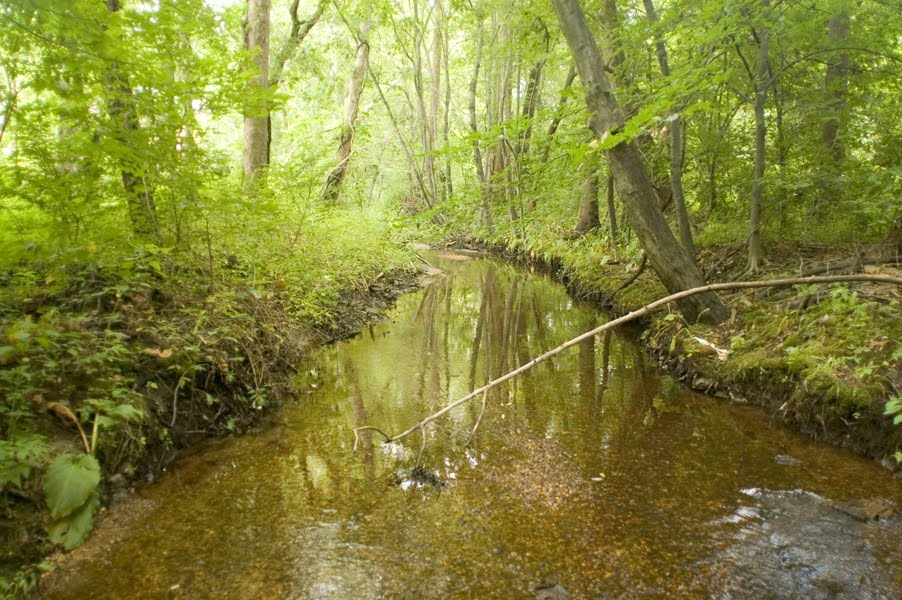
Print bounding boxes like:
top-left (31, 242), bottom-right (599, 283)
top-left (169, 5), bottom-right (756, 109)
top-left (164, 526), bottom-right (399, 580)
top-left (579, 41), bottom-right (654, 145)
top-left (748, 3), bottom-right (770, 272)
top-left (323, 23), bottom-right (369, 202)
top-left (468, 19), bottom-right (493, 233)
top-left (642, 0), bottom-right (694, 257)
top-left (429, 0), bottom-right (444, 203)
top-left (412, 0), bottom-right (436, 208)
top-left (243, 0), bottom-right (270, 181)
top-left (552, 0), bottom-right (728, 324)
top-left (575, 150), bottom-right (602, 235)
top-left (819, 4), bottom-right (850, 205)
top-left (442, 4), bottom-right (453, 200)
top-left (105, 0), bottom-right (159, 238)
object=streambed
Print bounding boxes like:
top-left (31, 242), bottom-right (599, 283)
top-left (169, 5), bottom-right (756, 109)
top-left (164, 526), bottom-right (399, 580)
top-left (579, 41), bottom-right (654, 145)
top-left (42, 252), bottom-right (902, 598)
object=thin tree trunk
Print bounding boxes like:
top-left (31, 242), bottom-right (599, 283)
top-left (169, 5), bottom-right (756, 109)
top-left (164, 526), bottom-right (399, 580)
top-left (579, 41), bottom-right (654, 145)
top-left (243, 0), bottom-right (270, 181)
top-left (819, 5), bottom-right (850, 206)
top-left (553, 0), bottom-right (728, 323)
top-left (429, 0), bottom-right (444, 203)
top-left (642, 0), bottom-right (694, 257)
top-left (442, 5), bottom-right (453, 200)
top-left (369, 70), bottom-right (431, 204)
top-left (538, 64), bottom-right (577, 165)
top-left (468, 20), bottom-right (493, 232)
top-left (575, 150), bottom-right (601, 235)
top-left (413, 0), bottom-right (436, 208)
top-left (748, 2), bottom-right (770, 273)
top-left (323, 23), bottom-right (369, 202)
top-left (605, 172), bottom-right (618, 241)
top-left (105, 0), bottom-right (159, 238)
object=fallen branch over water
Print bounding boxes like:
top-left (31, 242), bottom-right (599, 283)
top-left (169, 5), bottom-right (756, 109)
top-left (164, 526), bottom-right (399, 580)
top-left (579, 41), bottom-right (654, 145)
top-left (354, 274), bottom-right (902, 447)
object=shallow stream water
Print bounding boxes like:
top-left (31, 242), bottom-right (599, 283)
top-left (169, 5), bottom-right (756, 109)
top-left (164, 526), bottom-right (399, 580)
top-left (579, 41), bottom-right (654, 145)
top-left (42, 252), bottom-right (902, 599)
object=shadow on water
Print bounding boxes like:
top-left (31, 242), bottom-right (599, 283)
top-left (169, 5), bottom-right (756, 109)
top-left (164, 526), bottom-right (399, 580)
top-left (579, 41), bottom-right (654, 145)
top-left (42, 252), bottom-right (902, 599)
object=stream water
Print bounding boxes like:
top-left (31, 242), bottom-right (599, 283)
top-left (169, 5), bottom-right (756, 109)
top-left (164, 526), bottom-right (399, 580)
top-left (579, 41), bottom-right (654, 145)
top-left (42, 252), bottom-right (902, 599)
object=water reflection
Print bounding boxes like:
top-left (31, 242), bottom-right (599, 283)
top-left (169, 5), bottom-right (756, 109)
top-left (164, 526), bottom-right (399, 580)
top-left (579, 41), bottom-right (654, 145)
top-left (42, 253), bottom-right (902, 599)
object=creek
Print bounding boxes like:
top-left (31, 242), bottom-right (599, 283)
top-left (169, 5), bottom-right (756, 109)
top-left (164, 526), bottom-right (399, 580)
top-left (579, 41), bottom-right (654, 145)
top-left (42, 252), bottom-right (902, 599)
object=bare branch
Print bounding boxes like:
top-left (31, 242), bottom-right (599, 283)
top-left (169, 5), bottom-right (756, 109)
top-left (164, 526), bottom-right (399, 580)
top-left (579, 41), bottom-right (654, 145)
top-left (356, 274), bottom-right (902, 446)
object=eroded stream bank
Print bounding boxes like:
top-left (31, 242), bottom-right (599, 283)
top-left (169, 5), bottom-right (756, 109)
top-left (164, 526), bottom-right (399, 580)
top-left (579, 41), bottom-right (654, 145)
top-left (42, 252), bottom-right (902, 598)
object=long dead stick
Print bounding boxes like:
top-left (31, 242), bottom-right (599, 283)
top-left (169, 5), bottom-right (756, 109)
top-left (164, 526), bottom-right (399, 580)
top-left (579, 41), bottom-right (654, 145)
top-left (355, 274), bottom-right (902, 445)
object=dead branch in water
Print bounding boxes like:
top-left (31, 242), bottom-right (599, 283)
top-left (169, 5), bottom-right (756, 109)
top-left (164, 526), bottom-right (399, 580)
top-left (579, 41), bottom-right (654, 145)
top-left (354, 274), bottom-right (902, 446)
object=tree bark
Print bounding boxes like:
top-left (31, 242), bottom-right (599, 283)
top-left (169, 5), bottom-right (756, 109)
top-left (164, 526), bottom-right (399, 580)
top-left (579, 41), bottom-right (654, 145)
top-left (605, 172), bottom-right (618, 241)
top-left (748, 2), bottom-right (770, 272)
top-left (553, 0), bottom-right (728, 323)
top-left (822, 7), bottom-right (850, 164)
top-left (642, 0), bottom-right (694, 257)
top-left (819, 4), bottom-right (850, 206)
top-left (468, 19), bottom-right (493, 233)
top-left (575, 150), bottom-right (601, 235)
top-left (105, 0), bottom-right (159, 238)
top-left (429, 0), bottom-right (444, 203)
top-left (323, 23), bottom-right (369, 202)
top-left (243, 0), bottom-right (270, 181)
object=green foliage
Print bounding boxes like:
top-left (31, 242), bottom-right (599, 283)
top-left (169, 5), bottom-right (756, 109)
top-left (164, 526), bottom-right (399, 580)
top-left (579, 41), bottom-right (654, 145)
top-left (0, 435), bottom-right (48, 489)
top-left (43, 453), bottom-right (102, 551)
top-left (886, 398), bottom-right (902, 426)
top-left (43, 453), bottom-right (100, 520)
top-left (47, 490), bottom-right (101, 552)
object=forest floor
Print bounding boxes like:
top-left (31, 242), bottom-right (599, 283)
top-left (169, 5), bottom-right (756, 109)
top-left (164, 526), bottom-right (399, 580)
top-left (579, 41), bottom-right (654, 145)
top-left (451, 236), bottom-right (902, 469)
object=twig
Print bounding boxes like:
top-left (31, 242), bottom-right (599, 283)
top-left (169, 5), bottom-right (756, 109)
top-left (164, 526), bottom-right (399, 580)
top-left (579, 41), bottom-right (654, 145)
top-left (353, 425), bottom-right (391, 450)
top-left (356, 274), bottom-right (902, 446)
top-left (465, 389), bottom-right (489, 446)
top-left (800, 255), bottom-right (901, 277)
top-left (607, 253), bottom-right (647, 299)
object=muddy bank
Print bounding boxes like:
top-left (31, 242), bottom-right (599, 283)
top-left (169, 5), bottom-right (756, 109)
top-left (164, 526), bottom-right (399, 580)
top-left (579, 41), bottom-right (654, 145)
top-left (440, 239), bottom-right (902, 469)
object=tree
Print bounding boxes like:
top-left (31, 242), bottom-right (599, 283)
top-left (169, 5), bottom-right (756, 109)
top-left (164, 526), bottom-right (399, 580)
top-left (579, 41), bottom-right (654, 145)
top-left (748, 0), bottom-right (771, 273)
top-left (106, 0), bottom-right (160, 238)
top-left (323, 22), bottom-right (370, 201)
top-left (242, 0), bottom-right (270, 181)
top-left (642, 0), bottom-right (694, 257)
top-left (552, 0), bottom-right (728, 324)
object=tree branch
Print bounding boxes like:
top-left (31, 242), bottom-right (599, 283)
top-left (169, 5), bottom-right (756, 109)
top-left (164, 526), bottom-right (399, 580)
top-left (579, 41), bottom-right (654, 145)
top-left (354, 274), bottom-right (902, 446)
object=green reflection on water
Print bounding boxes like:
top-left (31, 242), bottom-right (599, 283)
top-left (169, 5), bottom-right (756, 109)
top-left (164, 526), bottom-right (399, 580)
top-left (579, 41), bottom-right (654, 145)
top-left (43, 253), bottom-right (902, 599)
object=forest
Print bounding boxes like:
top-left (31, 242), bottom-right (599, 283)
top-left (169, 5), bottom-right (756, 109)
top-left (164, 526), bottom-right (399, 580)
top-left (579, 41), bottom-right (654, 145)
top-left (1, 0), bottom-right (901, 595)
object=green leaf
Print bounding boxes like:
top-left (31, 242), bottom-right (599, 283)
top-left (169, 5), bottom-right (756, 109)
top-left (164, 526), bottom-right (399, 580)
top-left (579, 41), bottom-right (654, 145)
top-left (43, 453), bottom-right (101, 519)
top-left (108, 404), bottom-right (143, 422)
top-left (47, 491), bottom-right (100, 551)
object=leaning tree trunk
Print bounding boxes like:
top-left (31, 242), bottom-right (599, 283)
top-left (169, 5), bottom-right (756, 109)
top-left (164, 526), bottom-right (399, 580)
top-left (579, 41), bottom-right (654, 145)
top-left (243, 0), bottom-right (270, 181)
top-left (552, 0), bottom-right (728, 324)
top-left (323, 24), bottom-right (369, 202)
top-left (748, 2), bottom-right (770, 273)
top-left (105, 0), bottom-right (159, 238)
